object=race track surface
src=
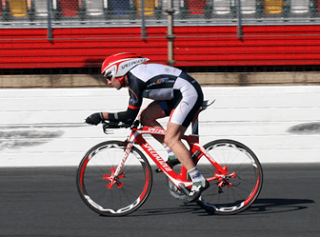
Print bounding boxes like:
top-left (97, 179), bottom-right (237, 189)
top-left (0, 164), bottom-right (319, 237)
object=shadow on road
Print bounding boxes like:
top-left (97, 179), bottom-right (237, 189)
top-left (106, 204), bottom-right (204, 217)
top-left (122, 198), bottom-right (315, 217)
top-left (244, 198), bottom-right (315, 214)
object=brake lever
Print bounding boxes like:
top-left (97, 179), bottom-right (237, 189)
top-left (131, 120), bottom-right (140, 129)
top-left (102, 120), bottom-right (139, 134)
top-left (102, 122), bottom-right (109, 134)
top-left (102, 122), bottom-right (119, 134)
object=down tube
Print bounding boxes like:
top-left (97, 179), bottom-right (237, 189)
top-left (139, 142), bottom-right (179, 179)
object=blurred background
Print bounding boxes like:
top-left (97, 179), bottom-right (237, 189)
top-left (1, 0), bottom-right (320, 81)
top-left (1, 1), bottom-right (320, 167)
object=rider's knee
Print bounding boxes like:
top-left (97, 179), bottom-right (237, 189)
top-left (163, 137), bottom-right (172, 147)
top-left (139, 110), bottom-right (147, 125)
top-left (140, 110), bottom-right (152, 125)
top-left (164, 135), bottom-right (178, 148)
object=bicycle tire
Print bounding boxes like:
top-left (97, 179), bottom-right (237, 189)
top-left (76, 140), bottom-right (153, 217)
top-left (196, 139), bottom-right (263, 215)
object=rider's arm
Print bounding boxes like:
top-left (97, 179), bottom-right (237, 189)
top-left (102, 74), bottom-right (145, 124)
top-left (85, 73), bottom-right (144, 125)
top-left (106, 82), bottom-right (143, 124)
top-left (86, 104), bottom-right (140, 126)
top-left (103, 107), bottom-right (139, 124)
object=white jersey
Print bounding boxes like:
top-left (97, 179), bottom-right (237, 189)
top-left (110, 63), bottom-right (204, 127)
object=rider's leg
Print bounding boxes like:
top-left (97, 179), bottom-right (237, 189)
top-left (164, 122), bottom-right (194, 170)
top-left (139, 101), bottom-right (166, 144)
top-left (165, 122), bottom-right (207, 173)
top-left (164, 122), bottom-right (209, 202)
top-left (140, 102), bottom-right (177, 161)
top-left (163, 144), bottom-right (176, 160)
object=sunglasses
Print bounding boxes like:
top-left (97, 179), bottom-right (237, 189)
top-left (104, 74), bottom-right (113, 82)
top-left (103, 71), bottom-right (113, 81)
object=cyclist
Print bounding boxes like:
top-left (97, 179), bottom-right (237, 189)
top-left (85, 52), bottom-right (209, 202)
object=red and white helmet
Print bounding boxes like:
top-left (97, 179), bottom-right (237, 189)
top-left (101, 52), bottom-right (150, 79)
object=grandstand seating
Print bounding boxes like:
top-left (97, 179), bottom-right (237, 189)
top-left (0, 0), bottom-right (318, 22)
top-left (6, 0), bottom-right (28, 17)
top-left (57, 0), bottom-right (79, 16)
top-left (84, 0), bottom-right (104, 16)
top-left (264, 0), bottom-right (283, 14)
top-left (136, 0), bottom-right (155, 15)
top-left (33, 0), bottom-right (48, 17)
top-left (291, 0), bottom-right (310, 14)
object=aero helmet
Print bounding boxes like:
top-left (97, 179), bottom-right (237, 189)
top-left (101, 52), bottom-right (149, 85)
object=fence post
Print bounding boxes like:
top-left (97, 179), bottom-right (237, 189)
top-left (237, 0), bottom-right (243, 40)
top-left (166, 0), bottom-right (175, 65)
top-left (141, 0), bottom-right (147, 40)
top-left (47, 0), bottom-right (53, 42)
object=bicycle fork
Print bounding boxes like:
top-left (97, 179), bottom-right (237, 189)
top-left (103, 141), bottom-right (133, 189)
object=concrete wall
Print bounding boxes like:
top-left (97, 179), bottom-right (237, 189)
top-left (1, 71), bottom-right (320, 88)
top-left (1, 86), bottom-right (319, 167)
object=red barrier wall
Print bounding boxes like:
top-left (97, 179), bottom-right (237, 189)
top-left (1, 25), bottom-right (320, 69)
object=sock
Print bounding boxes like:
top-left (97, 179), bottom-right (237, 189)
top-left (163, 144), bottom-right (176, 160)
top-left (188, 167), bottom-right (206, 186)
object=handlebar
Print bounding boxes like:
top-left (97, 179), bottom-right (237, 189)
top-left (102, 120), bottom-right (140, 134)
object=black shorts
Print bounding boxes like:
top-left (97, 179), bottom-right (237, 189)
top-left (156, 73), bottom-right (203, 128)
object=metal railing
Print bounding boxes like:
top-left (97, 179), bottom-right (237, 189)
top-left (1, 0), bottom-right (320, 29)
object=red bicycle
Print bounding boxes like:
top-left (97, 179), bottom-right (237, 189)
top-left (76, 100), bottom-right (263, 216)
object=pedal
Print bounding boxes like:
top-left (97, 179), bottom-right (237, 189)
top-left (179, 184), bottom-right (190, 196)
top-left (179, 184), bottom-right (193, 204)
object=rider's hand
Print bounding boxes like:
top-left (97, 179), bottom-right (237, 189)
top-left (85, 112), bottom-right (105, 125)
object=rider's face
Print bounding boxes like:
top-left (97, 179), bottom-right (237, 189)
top-left (106, 76), bottom-right (122, 90)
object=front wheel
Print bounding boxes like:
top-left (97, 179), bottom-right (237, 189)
top-left (76, 141), bottom-right (153, 217)
top-left (196, 139), bottom-right (263, 215)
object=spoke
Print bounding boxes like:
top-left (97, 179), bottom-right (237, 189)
top-left (77, 141), bottom-right (152, 216)
top-left (198, 140), bottom-right (263, 214)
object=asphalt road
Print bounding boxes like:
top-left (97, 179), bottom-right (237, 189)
top-left (0, 163), bottom-right (319, 237)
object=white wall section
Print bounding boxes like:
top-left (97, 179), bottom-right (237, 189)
top-left (1, 86), bottom-right (319, 167)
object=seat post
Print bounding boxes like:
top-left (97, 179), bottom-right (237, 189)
top-left (191, 100), bottom-right (215, 136)
top-left (192, 118), bottom-right (199, 135)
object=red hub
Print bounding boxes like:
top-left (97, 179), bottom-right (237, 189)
top-left (103, 167), bottom-right (125, 189)
top-left (214, 166), bottom-right (237, 190)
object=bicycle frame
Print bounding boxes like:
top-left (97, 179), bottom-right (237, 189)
top-left (112, 125), bottom-right (235, 191)
top-left (77, 99), bottom-right (263, 216)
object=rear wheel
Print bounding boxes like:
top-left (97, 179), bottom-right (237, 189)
top-left (196, 139), bottom-right (263, 214)
top-left (76, 141), bottom-right (153, 216)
